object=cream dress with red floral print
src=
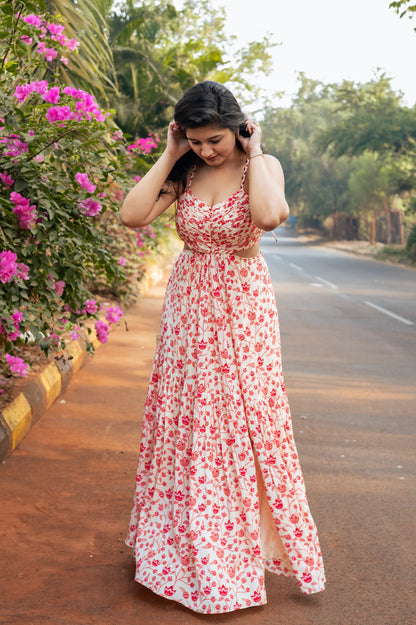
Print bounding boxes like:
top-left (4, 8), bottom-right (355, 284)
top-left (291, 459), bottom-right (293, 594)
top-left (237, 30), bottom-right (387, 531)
top-left (126, 160), bottom-right (326, 614)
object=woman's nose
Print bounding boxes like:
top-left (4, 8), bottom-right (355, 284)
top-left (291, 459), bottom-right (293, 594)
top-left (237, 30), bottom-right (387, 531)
top-left (201, 144), bottom-right (214, 157)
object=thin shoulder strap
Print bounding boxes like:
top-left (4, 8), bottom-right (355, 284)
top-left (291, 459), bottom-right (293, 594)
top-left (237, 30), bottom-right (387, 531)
top-left (187, 164), bottom-right (197, 189)
top-left (240, 159), bottom-right (249, 187)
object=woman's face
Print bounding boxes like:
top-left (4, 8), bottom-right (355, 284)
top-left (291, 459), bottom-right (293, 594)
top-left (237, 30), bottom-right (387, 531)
top-left (185, 125), bottom-right (237, 166)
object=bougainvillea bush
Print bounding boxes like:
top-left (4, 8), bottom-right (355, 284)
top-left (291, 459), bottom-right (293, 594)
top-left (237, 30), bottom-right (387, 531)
top-left (0, 0), bottom-right (174, 394)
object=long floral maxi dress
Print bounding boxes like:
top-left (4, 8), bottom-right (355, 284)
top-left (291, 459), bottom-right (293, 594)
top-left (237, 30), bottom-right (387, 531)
top-left (126, 160), bottom-right (326, 614)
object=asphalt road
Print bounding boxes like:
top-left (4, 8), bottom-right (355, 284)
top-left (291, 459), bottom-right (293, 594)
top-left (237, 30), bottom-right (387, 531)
top-left (261, 228), bottom-right (416, 624)
top-left (1, 231), bottom-right (415, 625)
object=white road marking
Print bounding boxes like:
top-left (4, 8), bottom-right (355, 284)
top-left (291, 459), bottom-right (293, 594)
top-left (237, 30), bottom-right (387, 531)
top-left (364, 301), bottom-right (414, 326)
top-left (290, 263), bottom-right (303, 271)
top-left (315, 275), bottom-right (338, 289)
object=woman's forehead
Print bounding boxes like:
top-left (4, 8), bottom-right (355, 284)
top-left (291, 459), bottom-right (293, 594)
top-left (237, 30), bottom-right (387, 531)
top-left (185, 125), bottom-right (229, 140)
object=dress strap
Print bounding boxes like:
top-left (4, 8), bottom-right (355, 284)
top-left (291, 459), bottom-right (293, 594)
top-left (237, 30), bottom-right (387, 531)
top-left (240, 159), bottom-right (249, 187)
top-left (187, 164), bottom-right (197, 189)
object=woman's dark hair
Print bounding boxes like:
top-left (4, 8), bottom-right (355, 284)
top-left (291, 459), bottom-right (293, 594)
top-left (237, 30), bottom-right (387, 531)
top-left (165, 81), bottom-right (247, 194)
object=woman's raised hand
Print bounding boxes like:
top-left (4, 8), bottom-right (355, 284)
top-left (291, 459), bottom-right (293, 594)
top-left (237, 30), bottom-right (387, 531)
top-left (166, 121), bottom-right (191, 159)
top-left (237, 119), bottom-right (262, 157)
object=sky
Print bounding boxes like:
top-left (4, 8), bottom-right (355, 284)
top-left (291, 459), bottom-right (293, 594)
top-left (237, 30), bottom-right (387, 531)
top-left (175, 0), bottom-right (416, 107)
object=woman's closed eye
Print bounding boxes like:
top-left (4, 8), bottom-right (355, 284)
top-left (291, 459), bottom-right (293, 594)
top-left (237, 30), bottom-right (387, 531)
top-left (189, 139), bottom-right (221, 146)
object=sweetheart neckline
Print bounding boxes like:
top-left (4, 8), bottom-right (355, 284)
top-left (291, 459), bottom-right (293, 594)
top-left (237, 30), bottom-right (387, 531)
top-left (185, 187), bottom-right (248, 209)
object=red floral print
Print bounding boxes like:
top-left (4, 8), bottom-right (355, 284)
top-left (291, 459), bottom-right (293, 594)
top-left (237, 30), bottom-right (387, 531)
top-left (126, 161), bottom-right (325, 613)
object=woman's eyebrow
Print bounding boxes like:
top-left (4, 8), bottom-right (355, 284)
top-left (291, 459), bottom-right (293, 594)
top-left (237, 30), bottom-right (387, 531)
top-left (186, 133), bottom-right (223, 141)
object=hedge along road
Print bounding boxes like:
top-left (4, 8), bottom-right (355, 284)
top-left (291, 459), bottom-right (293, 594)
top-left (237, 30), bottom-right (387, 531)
top-left (0, 230), bottom-right (415, 625)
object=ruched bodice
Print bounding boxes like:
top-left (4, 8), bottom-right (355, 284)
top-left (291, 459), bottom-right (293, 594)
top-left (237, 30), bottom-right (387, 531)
top-left (175, 162), bottom-right (264, 253)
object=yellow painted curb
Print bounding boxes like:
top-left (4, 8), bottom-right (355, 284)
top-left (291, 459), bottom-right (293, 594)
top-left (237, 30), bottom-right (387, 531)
top-left (1, 393), bottom-right (32, 453)
top-left (65, 341), bottom-right (85, 374)
top-left (39, 363), bottom-right (61, 409)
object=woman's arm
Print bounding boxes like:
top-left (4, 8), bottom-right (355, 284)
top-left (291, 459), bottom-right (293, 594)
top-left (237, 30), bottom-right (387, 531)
top-left (238, 121), bottom-right (289, 231)
top-left (120, 122), bottom-right (190, 228)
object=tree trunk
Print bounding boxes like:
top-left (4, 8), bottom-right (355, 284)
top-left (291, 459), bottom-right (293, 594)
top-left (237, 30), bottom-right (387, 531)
top-left (399, 211), bottom-right (404, 246)
top-left (370, 212), bottom-right (376, 245)
top-left (383, 197), bottom-right (391, 245)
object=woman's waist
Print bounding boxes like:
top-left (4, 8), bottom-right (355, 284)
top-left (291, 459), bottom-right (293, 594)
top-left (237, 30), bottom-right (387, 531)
top-left (182, 242), bottom-right (261, 258)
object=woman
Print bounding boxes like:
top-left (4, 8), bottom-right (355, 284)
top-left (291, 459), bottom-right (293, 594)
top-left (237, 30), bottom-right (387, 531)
top-left (121, 81), bottom-right (325, 614)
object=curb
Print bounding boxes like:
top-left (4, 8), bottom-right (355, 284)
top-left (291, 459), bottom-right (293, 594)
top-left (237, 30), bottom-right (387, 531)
top-left (0, 329), bottom-right (99, 463)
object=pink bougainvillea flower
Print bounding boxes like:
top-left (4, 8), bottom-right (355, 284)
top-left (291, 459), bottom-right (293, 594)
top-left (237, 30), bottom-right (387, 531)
top-left (105, 305), bottom-right (123, 324)
top-left (14, 80), bottom-right (49, 102)
top-left (0, 172), bottom-right (14, 187)
top-left (47, 21), bottom-right (65, 36)
top-left (42, 86), bottom-right (60, 103)
top-left (95, 320), bottom-right (109, 343)
top-left (54, 280), bottom-right (65, 296)
top-left (43, 47), bottom-right (58, 62)
top-left (0, 251), bottom-right (29, 283)
top-left (134, 175), bottom-right (141, 182)
top-left (34, 80), bottom-right (49, 95)
top-left (75, 172), bottom-right (96, 193)
top-left (0, 250), bottom-right (18, 283)
top-left (60, 56), bottom-right (68, 65)
top-left (21, 35), bottom-right (33, 45)
top-left (78, 198), bottom-right (102, 217)
top-left (65, 38), bottom-right (80, 52)
top-left (5, 309), bottom-right (23, 341)
top-left (48, 332), bottom-right (60, 346)
top-left (2, 134), bottom-right (29, 157)
top-left (119, 257), bottom-right (126, 266)
top-left (47, 275), bottom-right (65, 296)
top-left (46, 105), bottom-right (75, 124)
top-left (127, 134), bottom-right (159, 154)
top-left (136, 232), bottom-right (144, 247)
top-left (23, 14), bottom-right (43, 28)
top-left (83, 299), bottom-right (98, 315)
top-left (17, 262), bottom-right (30, 280)
top-left (36, 41), bottom-right (58, 62)
top-left (10, 191), bottom-right (37, 229)
top-left (62, 86), bottom-right (105, 122)
top-left (5, 354), bottom-right (28, 377)
top-left (11, 309), bottom-right (23, 326)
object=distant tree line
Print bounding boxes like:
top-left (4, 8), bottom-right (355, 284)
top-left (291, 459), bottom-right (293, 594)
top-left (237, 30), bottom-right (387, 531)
top-left (261, 73), bottom-right (416, 247)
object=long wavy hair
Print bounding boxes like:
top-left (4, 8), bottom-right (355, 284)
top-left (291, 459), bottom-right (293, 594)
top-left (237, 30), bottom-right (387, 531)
top-left (166, 81), bottom-right (247, 195)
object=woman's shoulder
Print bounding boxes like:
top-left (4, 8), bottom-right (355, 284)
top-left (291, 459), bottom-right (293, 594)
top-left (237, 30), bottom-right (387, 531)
top-left (262, 153), bottom-right (284, 175)
top-left (248, 153), bottom-right (283, 171)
